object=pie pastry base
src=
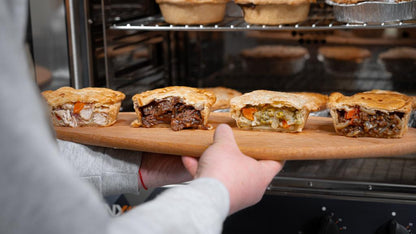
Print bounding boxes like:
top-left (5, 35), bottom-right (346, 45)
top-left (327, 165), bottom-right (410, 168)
top-left (159, 3), bottom-right (227, 25)
top-left (240, 3), bottom-right (310, 25)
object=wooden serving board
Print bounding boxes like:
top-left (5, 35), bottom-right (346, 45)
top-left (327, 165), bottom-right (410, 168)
top-left (54, 112), bottom-right (416, 161)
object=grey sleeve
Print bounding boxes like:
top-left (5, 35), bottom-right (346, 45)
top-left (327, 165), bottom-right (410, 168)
top-left (57, 140), bottom-right (142, 196)
top-left (110, 178), bottom-right (230, 234)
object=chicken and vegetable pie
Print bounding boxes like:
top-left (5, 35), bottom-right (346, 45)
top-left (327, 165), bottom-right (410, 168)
top-left (42, 87), bottom-right (125, 127)
top-left (230, 90), bottom-right (327, 132)
top-left (131, 86), bottom-right (216, 131)
top-left (328, 90), bottom-right (413, 138)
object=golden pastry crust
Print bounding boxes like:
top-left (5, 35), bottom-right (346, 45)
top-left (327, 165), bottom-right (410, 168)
top-left (231, 90), bottom-right (324, 111)
top-left (231, 90), bottom-right (310, 110)
top-left (237, 2), bottom-right (311, 25)
top-left (292, 92), bottom-right (328, 111)
top-left (241, 45), bottom-right (308, 59)
top-left (330, 0), bottom-right (411, 4)
top-left (156, 0), bottom-right (228, 3)
top-left (133, 86), bottom-right (216, 108)
top-left (318, 46), bottom-right (371, 62)
top-left (230, 90), bottom-right (322, 132)
top-left (203, 87), bottom-right (242, 110)
top-left (364, 90), bottom-right (416, 110)
top-left (132, 86), bottom-right (216, 130)
top-left (156, 0), bottom-right (228, 25)
top-left (413, 96), bottom-right (416, 109)
top-left (42, 87), bottom-right (125, 108)
top-left (329, 0), bottom-right (361, 4)
top-left (328, 91), bottom-right (413, 138)
top-left (379, 47), bottom-right (416, 60)
top-left (41, 87), bottom-right (125, 127)
top-left (235, 0), bottom-right (313, 5)
top-left (158, 3), bottom-right (227, 25)
top-left (328, 91), bottom-right (412, 113)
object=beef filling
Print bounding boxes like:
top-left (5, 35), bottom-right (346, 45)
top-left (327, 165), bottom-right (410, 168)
top-left (239, 3), bottom-right (256, 9)
top-left (140, 97), bottom-right (204, 131)
top-left (337, 107), bottom-right (403, 137)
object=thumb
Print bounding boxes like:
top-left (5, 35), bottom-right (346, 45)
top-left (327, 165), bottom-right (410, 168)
top-left (213, 124), bottom-right (238, 147)
top-left (259, 160), bottom-right (284, 179)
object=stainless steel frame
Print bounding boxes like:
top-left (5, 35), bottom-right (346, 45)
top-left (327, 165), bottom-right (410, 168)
top-left (111, 3), bottom-right (416, 31)
top-left (29, 0), bottom-right (71, 90)
top-left (270, 156), bottom-right (416, 203)
top-left (65, 0), bottom-right (95, 88)
top-left (38, 0), bottom-right (416, 202)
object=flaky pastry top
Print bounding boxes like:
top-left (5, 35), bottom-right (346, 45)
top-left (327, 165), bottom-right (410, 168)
top-left (292, 92), bottom-right (328, 111)
top-left (319, 46), bottom-right (371, 61)
top-left (241, 45), bottom-right (308, 59)
top-left (330, 0), bottom-right (411, 4)
top-left (230, 90), bottom-right (322, 111)
top-left (203, 87), bottom-right (242, 110)
top-left (156, 0), bottom-right (228, 4)
top-left (379, 47), bottom-right (416, 60)
top-left (42, 87), bottom-right (125, 107)
top-left (413, 96), bottom-right (416, 109)
top-left (328, 91), bottom-right (413, 113)
top-left (235, 0), bottom-right (314, 5)
top-left (132, 86), bottom-right (216, 110)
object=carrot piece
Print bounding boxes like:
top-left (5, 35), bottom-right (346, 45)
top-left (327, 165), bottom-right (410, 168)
top-left (281, 120), bottom-right (290, 129)
top-left (73, 102), bottom-right (85, 114)
top-left (54, 113), bottom-right (62, 120)
top-left (345, 108), bottom-right (359, 120)
top-left (241, 107), bottom-right (257, 121)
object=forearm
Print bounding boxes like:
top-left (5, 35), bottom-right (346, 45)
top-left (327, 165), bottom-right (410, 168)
top-left (57, 140), bottom-right (141, 196)
top-left (58, 141), bottom-right (193, 194)
top-left (111, 178), bottom-right (230, 234)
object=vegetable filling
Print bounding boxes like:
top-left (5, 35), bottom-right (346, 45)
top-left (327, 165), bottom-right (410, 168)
top-left (239, 105), bottom-right (302, 130)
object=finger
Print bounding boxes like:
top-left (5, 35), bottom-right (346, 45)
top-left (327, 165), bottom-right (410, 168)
top-left (213, 124), bottom-right (238, 147)
top-left (181, 156), bottom-right (199, 177)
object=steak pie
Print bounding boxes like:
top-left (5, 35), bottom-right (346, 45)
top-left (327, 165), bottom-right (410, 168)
top-left (203, 87), bottom-right (242, 111)
top-left (328, 91), bottom-right (413, 138)
top-left (156, 0), bottom-right (229, 25)
top-left (230, 90), bottom-right (326, 132)
top-left (131, 86), bottom-right (216, 131)
top-left (235, 0), bottom-right (314, 25)
top-left (41, 87), bottom-right (125, 127)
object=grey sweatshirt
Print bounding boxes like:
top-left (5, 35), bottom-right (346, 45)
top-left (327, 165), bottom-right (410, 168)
top-left (0, 1), bottom-right (229, 234)
top-left (57, 140), bottom-right (143, 196)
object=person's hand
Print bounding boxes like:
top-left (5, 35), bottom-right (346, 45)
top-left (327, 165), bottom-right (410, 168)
top-left (182, 124), bottom-right (284, 214)
top-left (140, 152), bottom-right (193, 189)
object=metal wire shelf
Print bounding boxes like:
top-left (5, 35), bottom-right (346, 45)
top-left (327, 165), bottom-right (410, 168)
top-left (267, 155), bottom-right (416, 201)
top-left (111, 4), bottom-right (416, 31)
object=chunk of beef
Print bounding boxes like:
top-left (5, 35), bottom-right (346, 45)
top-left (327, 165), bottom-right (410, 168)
top-left (140, 97), bottom-right (204, 131)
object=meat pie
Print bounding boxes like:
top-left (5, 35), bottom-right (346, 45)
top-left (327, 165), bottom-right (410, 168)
top-left (328, 91), bottom-right (413, 138)
top-left (230, 90), bottom-right (327, 132)
top-left (203, 87), bottom-right (242, 111)
top-left (42, 87), bottom-right (125, 127)
top-left (131, 86), bottom-right (216, 131)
